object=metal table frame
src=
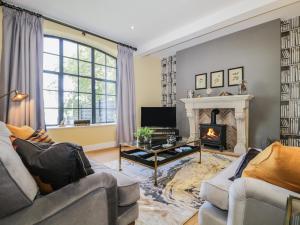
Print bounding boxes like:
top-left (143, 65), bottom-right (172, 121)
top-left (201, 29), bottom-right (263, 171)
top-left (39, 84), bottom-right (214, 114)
top-left (119, 139), bottom-right (201, 186)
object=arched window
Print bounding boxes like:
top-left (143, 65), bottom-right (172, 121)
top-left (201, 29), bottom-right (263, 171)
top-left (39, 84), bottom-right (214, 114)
top-left (43, 35), bottom-right (117, 126)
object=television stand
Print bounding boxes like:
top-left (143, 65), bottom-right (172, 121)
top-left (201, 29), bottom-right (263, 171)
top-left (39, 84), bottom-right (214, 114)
top-left (149, 127), bottom-right (180, 141)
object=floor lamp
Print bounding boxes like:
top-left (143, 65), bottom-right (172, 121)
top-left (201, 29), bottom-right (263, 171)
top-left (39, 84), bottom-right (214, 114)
top-left (0, 90), bottom-right (28, 102)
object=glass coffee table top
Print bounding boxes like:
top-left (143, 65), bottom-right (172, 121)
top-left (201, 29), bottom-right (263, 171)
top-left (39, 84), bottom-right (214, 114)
top-left (119, 138), bottom-right (201, 186)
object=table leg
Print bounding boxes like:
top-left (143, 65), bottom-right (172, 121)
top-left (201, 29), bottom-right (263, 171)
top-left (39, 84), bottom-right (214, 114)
top-left (199, 141), bottom-right (202, 164)
top-left (119, 144), bottom-right (122, 171)
top-left (154, 152), bottom-right (158, 186)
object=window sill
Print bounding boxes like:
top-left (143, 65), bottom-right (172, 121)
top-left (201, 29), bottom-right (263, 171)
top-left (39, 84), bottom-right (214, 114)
top-left (47, 123), bottom-right (116, 130)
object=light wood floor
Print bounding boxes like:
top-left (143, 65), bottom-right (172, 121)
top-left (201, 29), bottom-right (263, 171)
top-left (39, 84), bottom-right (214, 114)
top-left (86, 147), bottom-right (235, 225)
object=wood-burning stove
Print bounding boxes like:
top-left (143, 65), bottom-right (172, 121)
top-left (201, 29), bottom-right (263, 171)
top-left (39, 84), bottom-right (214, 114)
top-left (200, 109), bottom-right (227, 150)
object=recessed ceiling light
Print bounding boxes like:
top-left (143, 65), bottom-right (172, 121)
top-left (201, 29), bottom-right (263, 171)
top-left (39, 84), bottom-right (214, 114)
top-left (130, 25), bottom-right (135, 30)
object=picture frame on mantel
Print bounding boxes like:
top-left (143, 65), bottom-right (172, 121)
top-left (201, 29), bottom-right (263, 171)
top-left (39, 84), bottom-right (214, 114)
top-left (228, 66), bottom-right (244, 86)
top-left (195, 73), bottom-right (207, 90)
top-left (210, 70), bottom-right (224, 88)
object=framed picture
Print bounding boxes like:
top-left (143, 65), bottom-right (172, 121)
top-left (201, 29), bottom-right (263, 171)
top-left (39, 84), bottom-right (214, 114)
top-left (195, 73), bottom-right (207, 90)
top-left (228, 67), bottom-right (244, 86)
top-left (210, 70), bottom-right (224, 88)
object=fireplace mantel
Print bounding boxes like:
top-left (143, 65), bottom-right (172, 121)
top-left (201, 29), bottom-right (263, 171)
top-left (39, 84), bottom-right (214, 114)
top-left (180, 95), bottom-right (254, 154)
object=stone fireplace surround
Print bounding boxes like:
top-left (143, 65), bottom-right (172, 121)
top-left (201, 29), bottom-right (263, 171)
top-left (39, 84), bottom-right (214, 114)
top-left (180, 95), bottom-right (254, 155)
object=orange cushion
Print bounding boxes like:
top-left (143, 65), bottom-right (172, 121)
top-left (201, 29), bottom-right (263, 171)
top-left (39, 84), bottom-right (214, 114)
top-left (242, 142), bottom-right (300, 193)
top-left (6, 124), bottom-right (35, 140)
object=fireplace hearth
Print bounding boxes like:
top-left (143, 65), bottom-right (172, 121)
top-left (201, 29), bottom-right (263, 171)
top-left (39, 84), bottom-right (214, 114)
top-left (200, 109), bottom-right (227, 150)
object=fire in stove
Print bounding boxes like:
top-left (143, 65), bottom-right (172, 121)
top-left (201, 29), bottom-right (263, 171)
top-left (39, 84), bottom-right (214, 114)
top-left (202, 128), bottom-right (220, 141)
top-left (199, 108), bottom-right (227, 150)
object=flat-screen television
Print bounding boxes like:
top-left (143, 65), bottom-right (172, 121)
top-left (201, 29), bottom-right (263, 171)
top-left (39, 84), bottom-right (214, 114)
top-left (141, 107), bottom-right (176, 128)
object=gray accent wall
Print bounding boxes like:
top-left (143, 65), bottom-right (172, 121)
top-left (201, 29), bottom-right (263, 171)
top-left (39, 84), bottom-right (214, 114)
top-left (176, 20), bottom-right (281, 148)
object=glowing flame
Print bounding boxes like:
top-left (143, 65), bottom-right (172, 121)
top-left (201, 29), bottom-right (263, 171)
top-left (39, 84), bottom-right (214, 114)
top-left (207, 128), bottom-right (219, 138)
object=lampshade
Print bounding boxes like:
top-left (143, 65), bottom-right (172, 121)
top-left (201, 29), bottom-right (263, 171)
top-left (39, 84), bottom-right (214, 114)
top-left (11, 91), bottom-right (28, 102)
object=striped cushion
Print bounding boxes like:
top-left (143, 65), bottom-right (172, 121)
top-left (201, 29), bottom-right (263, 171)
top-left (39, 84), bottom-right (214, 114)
top-left (27, 129), bottom-right (54, 144)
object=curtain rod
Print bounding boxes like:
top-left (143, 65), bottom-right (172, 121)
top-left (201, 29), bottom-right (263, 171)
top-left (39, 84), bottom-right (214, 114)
top-left (0, 0), bottom-right (137, 51)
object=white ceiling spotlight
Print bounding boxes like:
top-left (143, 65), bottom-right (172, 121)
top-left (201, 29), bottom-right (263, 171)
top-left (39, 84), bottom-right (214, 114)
top-left (130, 25), bottom-right (135, 30)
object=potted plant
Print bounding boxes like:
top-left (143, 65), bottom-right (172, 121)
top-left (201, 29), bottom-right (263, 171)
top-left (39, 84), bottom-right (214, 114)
top-left (134, 127), bottom-right (154, 144)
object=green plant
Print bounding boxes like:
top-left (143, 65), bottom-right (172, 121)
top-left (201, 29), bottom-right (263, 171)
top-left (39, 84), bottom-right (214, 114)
top-left (134, 127), bottom-right (154, 140)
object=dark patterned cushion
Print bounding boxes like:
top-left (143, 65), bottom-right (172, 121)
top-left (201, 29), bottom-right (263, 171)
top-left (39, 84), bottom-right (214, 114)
top-left (229, 148), bottom-right (260, 181)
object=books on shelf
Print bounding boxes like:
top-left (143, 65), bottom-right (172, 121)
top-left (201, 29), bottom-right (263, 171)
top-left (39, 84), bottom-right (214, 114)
top-left (281, 20), bottom-right (290, 32)
top-left (281, 138), bottom-right (300, 146)
top-left (281, 36), bottom-right (290, 49)
top-left (290, 17), bottom-right (300, 29)
top-left (280, 17), bottom-right (300, 146)
top-left (281, 104), bottom-right (290, 117)
top-left (291, 29), bottom-right (300, 47)
top-left (291, 47), bottom-right (300, 64)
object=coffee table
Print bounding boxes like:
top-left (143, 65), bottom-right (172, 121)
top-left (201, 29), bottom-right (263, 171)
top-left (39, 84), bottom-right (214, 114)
top-left (119, 139), bottom-right (201, 186)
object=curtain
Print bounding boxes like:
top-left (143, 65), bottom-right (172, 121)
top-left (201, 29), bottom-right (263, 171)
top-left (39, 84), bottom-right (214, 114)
top-left (0, 7), bottom-right (45, 129)
top-left (116, 45), bottom-right (136, 144)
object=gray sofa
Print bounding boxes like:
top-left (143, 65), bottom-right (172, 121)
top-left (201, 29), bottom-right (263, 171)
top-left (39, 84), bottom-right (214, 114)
top-left (199, 153), bottom-right (300, 225)
top-left (0, 121), bottom-right (140, 225)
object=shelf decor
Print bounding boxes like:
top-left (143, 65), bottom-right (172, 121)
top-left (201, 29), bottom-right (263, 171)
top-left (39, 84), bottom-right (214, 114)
top-left (228, 67), bottom-right (244, 86)
top-left (161, 56), bottom-right (176, 107)
top-left (210, 70), bottom-right (224, 88)
top-left (280, 16), bottom-right (300, 146)
top-left (195, 73), bottom-right (207, 90)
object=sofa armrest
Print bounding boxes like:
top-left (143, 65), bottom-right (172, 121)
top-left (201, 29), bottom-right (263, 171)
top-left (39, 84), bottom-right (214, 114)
top-left (0, 173), bottom-right (117, 225)
top-left (228, 177), bottom-right (300, 225)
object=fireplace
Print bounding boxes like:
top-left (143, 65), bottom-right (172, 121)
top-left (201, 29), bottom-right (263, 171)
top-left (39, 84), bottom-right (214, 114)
top-left (200, 109), bottom-right (227, 150)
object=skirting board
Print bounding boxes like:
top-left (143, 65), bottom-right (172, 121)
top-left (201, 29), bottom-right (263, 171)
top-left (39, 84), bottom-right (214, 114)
top-left (83, 141), bottom-right (117, 152)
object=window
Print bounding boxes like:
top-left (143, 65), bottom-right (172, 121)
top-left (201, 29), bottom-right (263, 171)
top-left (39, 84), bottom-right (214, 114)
top-left (43, 36), bottom-right (117, 126)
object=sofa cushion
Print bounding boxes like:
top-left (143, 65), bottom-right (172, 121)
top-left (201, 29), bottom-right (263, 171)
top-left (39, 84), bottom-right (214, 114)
top-left (200, 155), bottom-right (243, 210)
top-left (0, 121), bottom-right (38, 218)
top-left (229, 149), bottom-right (260, 181)
top-left (14, 139), bottom-right (94, 194)
top-left (91, 162), bottom-right (140, 206)
top-left (243, 142), bottom-right (300, 193)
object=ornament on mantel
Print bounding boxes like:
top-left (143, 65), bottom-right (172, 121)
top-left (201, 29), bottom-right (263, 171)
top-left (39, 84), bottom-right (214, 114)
top-left (206, 88), bottom-right (212, 96)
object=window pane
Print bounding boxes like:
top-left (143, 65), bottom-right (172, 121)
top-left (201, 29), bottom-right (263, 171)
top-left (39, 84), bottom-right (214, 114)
top-left (64, 92), bottom-right (78, 108)
top-left (96, 95), bottom-right (106, 108)
top-left (79, 93), bottom-right (92, 108)
top-left (44, 37), bottom-right (59, 55)
top-left (79, 45), bottom-right (91, 61)
top-left (63, 40), bottom-right (78, 58)
top-left (43, 53), bottom-right (59, 72)
top-left (45, 109), bottom-right (59, 125)
top-left (79, 61), bottom-right (91, 77)
top-left (107, 96), bottom-right (116, 108)
top-left (79, 109), bottom-right (92, 120)
top-left (43, 73), bottom-right (58, 90)
top-left (107, 67), bottom-right (116, 81)
top-left (107, 109), bottom-right (116, 122)
top-left (79, 77), bottom-right (92, 93)
top-left (95, 50), bottom-right (105, 64)
top-left (43, 90), bottom-right (58, 108)
top-left (95, 81), bottom-right (105, 94)
top-left (96, 109), bottom-right (106, 123)
top-left (64, 108), bottom-right (78, 124)
top-left (107, 82), bottom-right (116, 95)
top-left (64, 75), bottom-right (78, 92)
top-left (106, 55), bottom-right (116, 67)
top-left (64, 58), bottom-right (78, 74)
top-left (95, 64), bottom-right (105, 79)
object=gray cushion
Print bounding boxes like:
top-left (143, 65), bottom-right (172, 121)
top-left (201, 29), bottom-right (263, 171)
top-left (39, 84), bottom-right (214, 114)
top-left (200, 155), bottom-right (243, 210)
top-left (199, 202), bottom-right (227, 225)
top-left (0, 122), bottom-right (38, 218)
top-left (91, 162), bottom-right (140, 207)
top-left (117, 203), bottom-right (139, 225)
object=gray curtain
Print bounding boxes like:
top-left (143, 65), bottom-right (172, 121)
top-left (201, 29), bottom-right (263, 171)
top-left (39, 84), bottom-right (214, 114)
top-left (0, 7), bottom-right (45, 129)
top-left (116, 45), bottom-right (136, 144)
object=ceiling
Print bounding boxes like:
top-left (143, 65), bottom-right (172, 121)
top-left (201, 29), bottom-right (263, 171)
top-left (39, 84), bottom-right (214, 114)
top-left (5, 0), bottom-right (300, 56)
